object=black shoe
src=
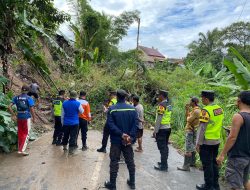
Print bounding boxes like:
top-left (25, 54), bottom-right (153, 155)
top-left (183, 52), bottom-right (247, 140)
top-left (196, 184), bottom-right (213, 190)
top-left (56, 141), bottom-right (63, 146)
top-left (154, 165), bottom-right (168, 172)
top-left (127, 179), bottom-right (135, 189)
top-left (97, 147), bottom-right (106, 153)
top-left (82, 145), bottom-right (88, 151)
top-left (52, 139), bottom-right (56, 145)
top-left (177, 165), bottom-right (190, 171)
top-left (104, 181), bottom-right (116, 190)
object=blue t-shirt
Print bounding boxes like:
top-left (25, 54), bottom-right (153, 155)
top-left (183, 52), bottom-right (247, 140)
top-left (12, 94), bottom-right (35, 119)
top-left (62, 99), bottom-right (83, 126)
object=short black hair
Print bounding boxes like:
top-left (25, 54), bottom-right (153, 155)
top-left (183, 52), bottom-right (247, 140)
top-left (132, 95), bottom-right (140, 102)
top-left (201, 91), bottom-right (215, 102)
top-left (116, 89), bottom-right (128, 100)
top-left (238, 91), bottom-right (250, 106)
top-left (80, 91), bottom-right (86, 97)
top-left (59, 90), bottom-right (65, 96)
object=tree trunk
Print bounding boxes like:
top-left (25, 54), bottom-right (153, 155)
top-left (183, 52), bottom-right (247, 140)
top-left (1, 54), bottom-right (10, 93)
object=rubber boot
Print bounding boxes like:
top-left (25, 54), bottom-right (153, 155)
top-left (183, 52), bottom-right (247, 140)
top-left (127, 173), bottom-right (135, 189)
top-left (177, 155), bottom-right (191, 171)
top-left (190, 152), bottom-right (196, 167)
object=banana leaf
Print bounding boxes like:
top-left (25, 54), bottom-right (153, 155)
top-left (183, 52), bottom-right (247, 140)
top-left (223, 58), bottom-right (249, 90)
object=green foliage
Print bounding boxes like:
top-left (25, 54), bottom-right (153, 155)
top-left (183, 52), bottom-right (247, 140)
top-left (0, 93), bottom-right (17, 153)
top-left (224, 47), bottom-right (250, 90)
top-left (17, 41), bottom-right (51, 75)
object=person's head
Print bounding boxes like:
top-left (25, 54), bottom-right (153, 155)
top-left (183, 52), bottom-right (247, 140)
top-left (158, 90), bottom-right (168, 102)
top-left (132, 95), bottom-right (140, 106)
top-left (201, 90), bottom-right (215, 105)
top-left (58, 90), bottom-right (65, 97)
top-left (31, 79), bottom-right (37, 84)
top-left (109, 91), bottom-right (116, 99)
top-left (21, 85), bottom-right (30, 94)
top-left (190, 97), bottom-right (199, 107)
top-left (79, 91), bottom-right (86, 99)
top-left (116, 89), bottom-right (128, 102)
top-left (237, 90), bottom-right (250, 109)
top-left (70, 90), bottom-right (77, 99)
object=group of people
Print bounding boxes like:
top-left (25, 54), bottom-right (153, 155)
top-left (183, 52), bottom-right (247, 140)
top-left (8, 83), bottom-right (250, 190)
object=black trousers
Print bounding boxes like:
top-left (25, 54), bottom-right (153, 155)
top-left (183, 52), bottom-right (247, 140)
top-left (156, 128), bottom-right (171, 168)
top-left (110, 144), bottom-right (135, 185)
top-left (77, 118), bottom-right (88, 146)
top-left (101, 122), bottom-right (110, 149)
top-left (62, 125), bottom-right (79, 148)
top-left (199, 144), bottom-right (220, 188)
top-left (53, 116), bottom-right (63, 142)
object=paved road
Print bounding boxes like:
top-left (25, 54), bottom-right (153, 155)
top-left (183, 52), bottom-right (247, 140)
top-left (0, 130), bottom-right (224, 190)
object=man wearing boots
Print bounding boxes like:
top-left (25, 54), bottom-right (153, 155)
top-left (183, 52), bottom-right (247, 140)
top-left (52, 90), bottom-right (66, 146)
top-left (104, 90), bottom-right (138, 190)
top-left (196, 91), bottom-right (224, 190)
top-left (97, 91), bottom-right (117, 153)
top-left (177, 97), bottom-right (201, 171)
top-left (153, 90), bottom-right (172, 172)
top-left (77, 91), bottom-right (92, 151)
top-left (61, 91), bottom-right (84, 154)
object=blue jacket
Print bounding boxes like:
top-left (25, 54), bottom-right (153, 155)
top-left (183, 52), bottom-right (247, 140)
top-left (62, 99), bottom-right (84, 126)
top-left (107, 100), bottom-right (139, 145)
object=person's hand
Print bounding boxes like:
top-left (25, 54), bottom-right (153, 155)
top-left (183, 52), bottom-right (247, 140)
top-left (185, 103), bottom-right (190, 110)
top-left (122, 134), bottom-right (131, 145)
top-left (11, 115), bottom-right (17, 121)
top-left (216, 154), bottom-right (225, 166)
top-left (196, 145), bottom-right (200, 153)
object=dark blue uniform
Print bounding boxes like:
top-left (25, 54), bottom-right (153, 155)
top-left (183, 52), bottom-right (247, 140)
top-left (107, 100), bottom-right (139, 189)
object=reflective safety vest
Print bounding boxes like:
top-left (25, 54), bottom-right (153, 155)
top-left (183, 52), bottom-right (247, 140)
top-left (109, 98), bottom-right (117, 107)
top-left (202, 104), bottom-right (224, 140)
top-left (156, 100), bottom-right (172, 125)
top-left (53, 99), bottom-right (63, 116)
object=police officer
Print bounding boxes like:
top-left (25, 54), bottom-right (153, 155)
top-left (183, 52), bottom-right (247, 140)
top-left (52, 90), bottom-right (66, 145)
top-left (196, 91), bottom-right (224, 190)
top-left (153, 90), bottom-right (172, 171)
top-left (97, 91), bottom-right (117, 153)
top-left (104, 90), bottom-right (138, 190)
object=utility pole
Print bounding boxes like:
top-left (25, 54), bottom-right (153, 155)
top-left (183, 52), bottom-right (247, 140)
top-left (136, 18), bottom-right (140, 50)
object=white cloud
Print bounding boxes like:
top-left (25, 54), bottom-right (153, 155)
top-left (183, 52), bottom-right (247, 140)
top-left (54, 0), bottom-right (250, 58)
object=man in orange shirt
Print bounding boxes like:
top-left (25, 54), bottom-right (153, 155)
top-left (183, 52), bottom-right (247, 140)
top-left (77, 91), bottom-right (91, 151)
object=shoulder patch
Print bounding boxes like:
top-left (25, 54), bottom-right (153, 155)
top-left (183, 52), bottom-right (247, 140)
top-left (200, 110), bottom-right (210, 123)
top-left (157, 105), bottom-right (165, 115)
top-left (213, 108), bottom-right (223, 116)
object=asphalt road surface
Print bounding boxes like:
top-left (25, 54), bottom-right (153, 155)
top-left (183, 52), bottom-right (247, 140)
top-left (0, 130), bottom-right (225, 190)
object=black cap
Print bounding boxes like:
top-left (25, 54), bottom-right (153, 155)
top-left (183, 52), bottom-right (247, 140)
top-left (201, 90), bottom-right (215, 97)
top-left (201, 90), bottom-right (215, 101)
top-left (159, 90), bottom-right (168, 98)
top-left (116, 89), bottom-right (128, 99)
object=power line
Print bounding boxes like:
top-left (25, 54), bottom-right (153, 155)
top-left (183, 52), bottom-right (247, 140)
top-left (237, 0), bottom-right (248, 21)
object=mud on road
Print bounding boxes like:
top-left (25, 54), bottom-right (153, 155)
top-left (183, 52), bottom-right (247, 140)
top-left (0, 130), bottom-right (224, 190)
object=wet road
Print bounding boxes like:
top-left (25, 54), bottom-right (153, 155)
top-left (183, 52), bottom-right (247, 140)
top-left (0, 130), bottom-right (224, 190)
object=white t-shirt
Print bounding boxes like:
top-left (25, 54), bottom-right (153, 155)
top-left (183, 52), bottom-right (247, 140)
top-left (135, 103), bottom-right (144, 129)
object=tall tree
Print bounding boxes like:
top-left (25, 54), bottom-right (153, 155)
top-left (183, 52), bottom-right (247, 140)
top-left (186, 28), bottom-right (224, 70)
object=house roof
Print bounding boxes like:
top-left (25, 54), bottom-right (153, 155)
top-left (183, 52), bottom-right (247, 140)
top-left (139, 46), bottom-right (165, 58)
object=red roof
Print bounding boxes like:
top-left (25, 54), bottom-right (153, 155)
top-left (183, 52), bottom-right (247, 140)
top-left (139, 46), bottom-right (165, 58)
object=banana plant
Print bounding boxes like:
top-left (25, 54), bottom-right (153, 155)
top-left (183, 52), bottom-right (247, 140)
top-left (223, 47), bottom-right (250, 90)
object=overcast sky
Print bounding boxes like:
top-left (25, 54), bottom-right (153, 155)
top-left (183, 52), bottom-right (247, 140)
top-left (54, 0), bottom-right (250, 58)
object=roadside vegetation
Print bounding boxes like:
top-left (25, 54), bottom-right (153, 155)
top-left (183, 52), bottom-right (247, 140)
top-left (1, 0), bottom-right (250, 179)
